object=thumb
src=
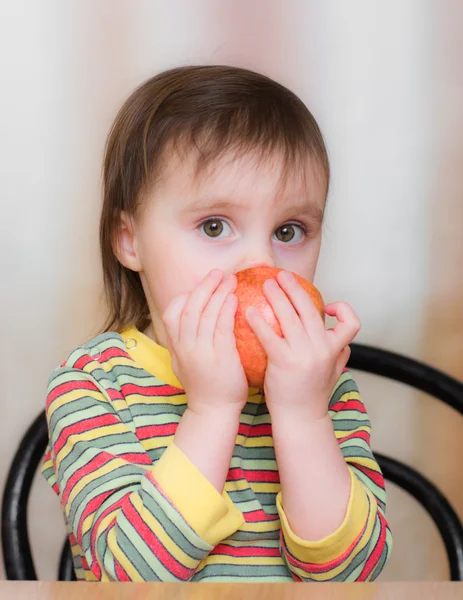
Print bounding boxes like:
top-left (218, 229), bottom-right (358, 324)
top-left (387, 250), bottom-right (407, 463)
top-left (335, 345), bottom-right (351, 374)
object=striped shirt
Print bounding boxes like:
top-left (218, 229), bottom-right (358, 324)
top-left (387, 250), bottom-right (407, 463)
top-left (41, 325), bottom-right (392, 582)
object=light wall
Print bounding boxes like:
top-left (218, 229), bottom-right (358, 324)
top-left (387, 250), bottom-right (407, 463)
top-left (1, 0), bottom-right (462, 581)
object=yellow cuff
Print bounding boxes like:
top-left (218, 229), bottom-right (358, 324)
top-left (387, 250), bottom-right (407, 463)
top-left (150, 442), bottom-right (244, 546)
top-left (277, 468), bottom-right (371, 564)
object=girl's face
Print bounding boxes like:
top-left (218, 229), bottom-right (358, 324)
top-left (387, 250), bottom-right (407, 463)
top-left (116, 149), bottom-right (327, 349)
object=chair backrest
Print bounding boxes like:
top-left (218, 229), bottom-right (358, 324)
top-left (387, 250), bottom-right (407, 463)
top-left (348, 342), bottom-right (463, 581)
top-left (2, 343), bottom-right (463, 580)
top-left (0, 411), bottom-right (75, 581)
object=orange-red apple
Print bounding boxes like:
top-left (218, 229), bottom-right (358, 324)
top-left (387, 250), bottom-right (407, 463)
top-left (233, 266), bottom-right (325, 388)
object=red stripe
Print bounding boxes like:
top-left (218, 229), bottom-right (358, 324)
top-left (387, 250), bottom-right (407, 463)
top-left (88, 497), bottom-right (128, 581)
top-left (330, 399), bottom-right (366, 414)
top-left (338, 430), bottom-right (371, 444)
top-left (121, 382), bottom-right (184, 396)
top-left (238, 423), bottom-right (272, 437)
top-left (47, 376), bottom-right (122, 406)
top-left (353, 464), bottom-right (385, 489)
top-left (137, 423), bottom-right (178, 440)
top-left (114, 559), bottom-right (130, 581)
top-left (227, 468), bottom-right (279, 483)
top-left (100, 347), bottom-right (130, 361)
top-left (118, 452), bottom-right (152, 464)
top-left (106, 387), bottom-right (124, 401)
top-left (357, 511), bottom-right (388, 581)
top-left (74, 354), bottom-right (93, 370)
top-left (87, 493), bottom-right (142, 580)
top-left (81, 555), bottom-right (90, 572)
top-left (211, 543), bottom-right (280, 558)
top-left (61, 452), bottom-right (114, 505)
top-left (72, 347), bottom-right (128, 370)
top-left (121, 496), bottom-right (195, 581)
top-left (68, 532), bottom-right (77, 545)
top-left (61, 450), bottom-right (151, 505)
top-left (46, 379), bottom-right (98, 409)
top-left (54, 413), bottom-right (121, 456)
top-left (282, 517), bottom-right (367, 574)
top-left (77, 490), bottom-right (117, 548)
top-left (244, 509), bottom-right (279, 523)
top-left (89, 496), bottom-right (127, 552)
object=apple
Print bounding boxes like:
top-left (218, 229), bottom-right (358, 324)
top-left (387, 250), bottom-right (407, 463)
top-left (233, 266), bottom-right (325, 388)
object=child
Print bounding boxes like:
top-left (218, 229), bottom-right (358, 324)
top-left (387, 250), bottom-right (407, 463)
top-left (41, 65), bottom-right (392, 582)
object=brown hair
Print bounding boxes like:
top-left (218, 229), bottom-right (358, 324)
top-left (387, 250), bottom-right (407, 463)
top-left (99, 64), bottom-right (330, 334)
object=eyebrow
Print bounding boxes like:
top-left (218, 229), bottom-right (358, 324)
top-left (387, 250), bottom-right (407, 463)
top-left (181, 197), bottom-right (324, 223)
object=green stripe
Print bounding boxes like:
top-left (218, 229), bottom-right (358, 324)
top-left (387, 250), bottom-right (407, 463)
top-left (113, 516), bottom-right (178, 581)
top-left (193, 562), bottom-right (291, 580)
top-left (72, 471), bottom-right (143, 535)
top-left (141, 478), bottom-right (212, 556)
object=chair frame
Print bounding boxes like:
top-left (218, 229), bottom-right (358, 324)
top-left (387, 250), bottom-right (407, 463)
top-left (348, 343), bottom-right (463, 580)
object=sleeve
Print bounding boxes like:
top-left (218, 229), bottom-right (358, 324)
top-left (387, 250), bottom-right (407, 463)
top-left (42, 366), bottom-right (244, 582)
top-left (276, 370), bottom-right (392, 582)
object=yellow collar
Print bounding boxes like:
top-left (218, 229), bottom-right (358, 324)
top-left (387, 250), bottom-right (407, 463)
top-left (120, 325), bottom-right (183, 389)
top-left (119, 325), bottom-right (264, 401)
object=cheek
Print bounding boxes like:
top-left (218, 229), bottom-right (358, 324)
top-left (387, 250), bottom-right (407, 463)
top-left (138, 225), bottom-right (220, 310)
top-left (150, 257), bottom-right (206, 314)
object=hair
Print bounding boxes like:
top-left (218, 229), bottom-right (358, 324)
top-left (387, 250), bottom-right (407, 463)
top-left (99, 64), bottom-right (330, 334)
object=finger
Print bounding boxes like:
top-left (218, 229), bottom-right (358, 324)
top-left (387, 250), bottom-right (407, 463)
top-left (245, 304), bottom-right (285, 358)
top-left (162, 293), bottom-right (189, 345)
top-left (276, 271), bottom-right (325, 342)
top-left (179, 269), bottom-right (224, 344)
top-left (325, 302), bottom-right (361, 351)
top-left (214, 292), bottom-right (239, 350)
top-left (262, 277), bottom-right (305, 345)
top-left (197, 274), bottom-right (237, 344)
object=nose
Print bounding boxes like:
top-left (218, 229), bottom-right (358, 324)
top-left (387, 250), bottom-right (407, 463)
top-left (237, 254), bottom-right (276, 273)
top-left (232, 235), bottom-right (277, 274)
top-left (248, 261), bottom-right (273, 269)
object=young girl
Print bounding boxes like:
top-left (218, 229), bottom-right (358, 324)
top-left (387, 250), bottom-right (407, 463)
top-left (41, 65), bottom-right (392, 582)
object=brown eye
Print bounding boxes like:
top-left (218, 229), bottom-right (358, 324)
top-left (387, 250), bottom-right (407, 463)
top-left (275, 225), bottom-right (295, 242)
top-left (274, 224), bottom-right (306, 244)
top-left (202, 219), bottom-right (224, 237)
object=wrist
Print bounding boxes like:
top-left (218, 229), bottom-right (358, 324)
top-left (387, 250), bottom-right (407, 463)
top-left (174, 405), bottom-right (241, 492)
top-left (185, 402), bottom-right (243, 423)
top-left (267, 399), bottom-right (330, 425)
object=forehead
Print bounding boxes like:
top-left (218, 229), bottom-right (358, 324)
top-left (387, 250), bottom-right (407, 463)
top-left (155, 146), bottom-right (327, 217)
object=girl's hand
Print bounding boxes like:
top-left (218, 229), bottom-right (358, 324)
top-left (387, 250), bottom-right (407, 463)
top-left (245, 271), bottom-right (361, 420)
top-left (162, 269), bottom-right (249, 416)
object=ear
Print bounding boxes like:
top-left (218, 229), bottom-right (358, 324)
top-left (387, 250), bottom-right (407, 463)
top-left (114, 211), bottom-right (142, 272)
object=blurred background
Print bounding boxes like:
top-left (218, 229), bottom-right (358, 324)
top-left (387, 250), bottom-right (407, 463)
top-left (1, 0), bottom-right (462, 581)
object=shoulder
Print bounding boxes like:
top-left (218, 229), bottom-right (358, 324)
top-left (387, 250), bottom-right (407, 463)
top-left (59, 331), bottom-right (127, 369)
top-left (45, 331), bottom-right (138, 421)
top-left (47, 331), bottom-right (129, 393)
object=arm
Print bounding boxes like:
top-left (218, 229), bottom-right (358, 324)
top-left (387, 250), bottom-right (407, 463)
top-left (272, 371), bottom-right (392, 582)
top-left (42, 366), bottom-right (243, 582)
top-left (174, 403), bottom-right (242, 493)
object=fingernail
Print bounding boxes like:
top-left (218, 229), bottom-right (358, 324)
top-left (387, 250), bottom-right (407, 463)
top-left (246, 306), bottom-right (258, 318)
top-left (264, 279), bottom-right (278, 291)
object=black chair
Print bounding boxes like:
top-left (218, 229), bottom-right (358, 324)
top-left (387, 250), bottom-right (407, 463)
top-left (1, 411), bottom-right (76, 581)
top-left (2, 343), bottom-right (463, 581)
